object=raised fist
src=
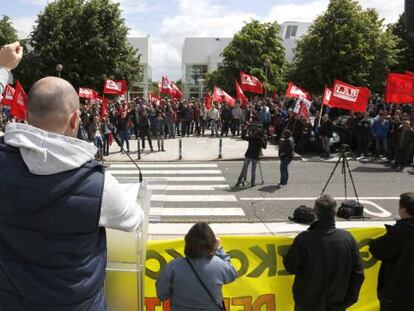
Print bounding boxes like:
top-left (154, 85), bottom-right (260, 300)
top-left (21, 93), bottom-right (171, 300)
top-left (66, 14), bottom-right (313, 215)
top-left (0, 42), bottom-right (23, 70)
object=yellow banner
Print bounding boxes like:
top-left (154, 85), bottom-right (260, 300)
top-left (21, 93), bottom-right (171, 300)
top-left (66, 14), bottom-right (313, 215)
top-left (105, 227), bottom-right (385, 311)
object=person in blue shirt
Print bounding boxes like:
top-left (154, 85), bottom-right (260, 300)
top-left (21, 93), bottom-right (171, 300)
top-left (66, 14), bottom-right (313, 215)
top-left (156, 223), bottom-right (237, 311)
top-left (372, 112), bottom-right (390, 159)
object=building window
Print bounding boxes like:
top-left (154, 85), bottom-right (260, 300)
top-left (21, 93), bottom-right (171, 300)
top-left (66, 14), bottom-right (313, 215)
top-left (186, 65), bottom-right (208, 84)
top-left (285, 25), bottom-right (298, 39)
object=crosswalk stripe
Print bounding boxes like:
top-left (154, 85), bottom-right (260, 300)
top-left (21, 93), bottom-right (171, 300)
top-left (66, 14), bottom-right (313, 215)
top-left (117, 176), bottom-right (226, 181)
top-left (109, 170), bottom-right (222, 175)
top-left (109, 164), bottom-right (218, 169)
top-left (147, 184), bottom-right (229, 191)
top-left (151, 195), bottom-right (237, 202)
top-left (150, 208), bottom-right (245, 216)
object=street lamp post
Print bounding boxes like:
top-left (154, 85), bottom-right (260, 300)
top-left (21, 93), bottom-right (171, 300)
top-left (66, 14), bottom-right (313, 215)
top-left (263, 59), bottom-right (271, 98)
top-left (197, 78), bottom-right (205, 100)
top-left (56, 64), bottom-right (63, 78)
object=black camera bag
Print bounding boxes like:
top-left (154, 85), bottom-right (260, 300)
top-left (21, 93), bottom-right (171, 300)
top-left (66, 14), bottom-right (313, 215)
top-left (337, 200), bottom-right (364, 219)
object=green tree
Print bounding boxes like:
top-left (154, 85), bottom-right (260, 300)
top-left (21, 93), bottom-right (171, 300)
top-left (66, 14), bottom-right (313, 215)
top-left (206, 20), bottom-right (286, 95)
top-left (289, 0), bottom-right (400, 94)
top-left (0, 16), bottom-right (18, 46)
top-left (27, 0), bottom-right (141, 91)
top-left (389, 13), bottom-right (414, 73)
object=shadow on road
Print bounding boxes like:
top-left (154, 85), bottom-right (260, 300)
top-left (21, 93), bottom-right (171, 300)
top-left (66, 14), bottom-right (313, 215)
top-left (352, 166), bottom-right (398, 173)
top-left (258, 185), bottom-right (280, 193)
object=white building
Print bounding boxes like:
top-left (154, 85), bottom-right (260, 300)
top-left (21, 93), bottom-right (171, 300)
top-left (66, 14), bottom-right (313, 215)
top-left (182, 37), bottom-right (232, 98)
top-left (127, 37), bottom-right (152, 99)
top-left (280, 22), bottom-right (312, 63)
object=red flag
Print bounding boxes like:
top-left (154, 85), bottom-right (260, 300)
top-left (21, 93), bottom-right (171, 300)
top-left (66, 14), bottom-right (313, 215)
top-left (329, 80), bottom-right (371, 112)
top-left (79, 87), bottom-right (98, 99)
top-left (160, 76), bottom-right (174, 96)
top-left (148, 93), bottom-right (160, 104)
top-left (240, 72), bottom-right (263, 94)
top-left (293, 98), bottom-right (310, 119)
top-left (322, 87), bottom-right (332, 106)
top-left (235, 80), bottom-right (248, 108)
top-left (103, 79), bottom-right (127, 95)
top-left (204, 92), bottom-right (212, 111)
top-left (96, 96), bottom-right (109, 118)
top-left (385, 73), bottom-right (414, 104)
top-left (10, 81), bottom-right (27, 121)
top-left (285, 82), bottom-right (312, 100)
top-left (171, 81), bottom-right (183, 100)
top-left (1, 84), bottom-right (15, 106)
top-left (212, 86), bottom-right (236, 106)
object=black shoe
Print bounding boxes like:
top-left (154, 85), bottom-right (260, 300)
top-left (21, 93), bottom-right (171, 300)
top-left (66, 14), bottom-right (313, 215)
top-left (250, 182), bottom-right (256, 187)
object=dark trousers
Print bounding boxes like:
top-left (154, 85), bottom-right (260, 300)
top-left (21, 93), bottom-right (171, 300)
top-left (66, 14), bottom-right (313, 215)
top-left (141, 134), bottom-right (153, 150)
top-left (221, 120), bottom-right (230, 136)
top-left (280, 157), bottom-right (292, 185)
top-left (103, 134), bottom-right (110, 156)
top-left (395, 148), bottom-right (409, 168)
top-left (182, 121), bottom-right (190, 137)
top-left (358, 134), bottom-right (370, 156)
top-left (232, 119), bottom-right (240, 136)
top-left (237, 157), bottom-right (257, 184)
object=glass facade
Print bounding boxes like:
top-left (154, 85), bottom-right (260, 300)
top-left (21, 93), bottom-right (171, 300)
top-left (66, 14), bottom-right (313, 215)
top-left (185, 65), bottom-right (208, 84)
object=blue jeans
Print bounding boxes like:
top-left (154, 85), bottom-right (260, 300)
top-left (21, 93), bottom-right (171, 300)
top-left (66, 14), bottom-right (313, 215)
top-left (210, 120), bottom-right (218, 136)
top-left (280, 157), bottom-right (292, 185)
top-left (375, 136), bottom-right (388, 157)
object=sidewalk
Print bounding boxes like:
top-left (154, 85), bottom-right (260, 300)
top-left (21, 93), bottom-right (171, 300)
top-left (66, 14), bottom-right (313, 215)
top-left (105, 135), bottom-right (299, 162)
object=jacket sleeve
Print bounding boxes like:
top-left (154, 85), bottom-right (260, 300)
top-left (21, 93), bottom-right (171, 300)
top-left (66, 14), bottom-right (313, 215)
top-left (215, 248), bottom-right (237, 284)
top-left (283, 234), bottom-right (305, 274)
top-left (0, 67), bottom-right (13, 96)
top-left (369, 225), bottom-right (400, 261)
top-left (344, 236), bottom-right (365, 307)
top-left (99, 171), bottom-right (145, 232)
top-left (156, 262), bottom-right (174, 301)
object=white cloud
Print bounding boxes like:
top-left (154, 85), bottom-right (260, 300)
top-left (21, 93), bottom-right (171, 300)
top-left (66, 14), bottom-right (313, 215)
top-left (116, 0), bottom-right (157, 14)
top-left (150, 0), bottom-right (258, 80)
top-left (359, 0), bottom-right (403, 23)
top-left (267, 0), bottom-right (328, 24)
top-left (267, 0), bottom-right (403, 25)
top-left (12, 16), bottom-right (37, 37)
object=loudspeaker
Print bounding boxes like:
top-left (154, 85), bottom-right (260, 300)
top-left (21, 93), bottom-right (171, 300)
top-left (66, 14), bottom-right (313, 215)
top-left (406, 0), bottom-right (414, 38)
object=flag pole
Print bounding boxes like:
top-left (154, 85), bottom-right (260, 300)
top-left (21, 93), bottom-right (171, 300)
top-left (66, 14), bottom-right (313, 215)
top-left (317, 102), bottom-right (324, 127)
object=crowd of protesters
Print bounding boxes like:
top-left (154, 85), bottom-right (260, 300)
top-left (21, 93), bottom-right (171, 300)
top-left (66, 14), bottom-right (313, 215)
top-left (8, 91), bottom-right (407, 169)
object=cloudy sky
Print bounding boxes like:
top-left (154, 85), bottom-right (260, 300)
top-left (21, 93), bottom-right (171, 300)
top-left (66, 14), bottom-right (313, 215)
top-left (3, 0), bottom-right (404, 80)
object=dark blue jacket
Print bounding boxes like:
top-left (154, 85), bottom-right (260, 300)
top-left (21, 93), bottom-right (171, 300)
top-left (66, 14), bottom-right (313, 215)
top-left (0, 137), bottom-right (107, 311)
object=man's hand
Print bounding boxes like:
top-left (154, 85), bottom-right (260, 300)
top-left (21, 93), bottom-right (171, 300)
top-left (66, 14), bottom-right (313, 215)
top-left (0, 42), bottom-right (23, 71)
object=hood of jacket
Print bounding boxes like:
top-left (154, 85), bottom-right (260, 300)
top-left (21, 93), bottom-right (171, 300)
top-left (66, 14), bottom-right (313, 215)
top-left (4, 123), bottom-right (97, 176)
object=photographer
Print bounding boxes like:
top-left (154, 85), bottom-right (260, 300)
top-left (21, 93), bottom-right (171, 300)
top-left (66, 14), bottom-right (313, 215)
top-left (236, 123), bottom-right (267, 187)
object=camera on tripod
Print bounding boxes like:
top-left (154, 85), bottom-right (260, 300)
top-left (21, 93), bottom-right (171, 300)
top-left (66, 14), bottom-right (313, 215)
top-left (246, 122), bottom-right (265, 138)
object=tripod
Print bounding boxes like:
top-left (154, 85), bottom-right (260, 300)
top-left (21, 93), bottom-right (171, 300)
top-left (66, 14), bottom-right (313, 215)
top-left (320, 146), bottom-right (360, 203)
top-left (237, 159), bottom-right (265, 187)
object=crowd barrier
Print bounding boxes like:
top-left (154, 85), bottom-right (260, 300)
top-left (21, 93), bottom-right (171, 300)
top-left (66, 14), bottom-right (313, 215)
top-left (105, 226), bottom-right (386, 311)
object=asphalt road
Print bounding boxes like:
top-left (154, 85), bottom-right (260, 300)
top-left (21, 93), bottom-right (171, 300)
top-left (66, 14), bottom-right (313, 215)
top-left (107, 159), bottom-right (413, 226)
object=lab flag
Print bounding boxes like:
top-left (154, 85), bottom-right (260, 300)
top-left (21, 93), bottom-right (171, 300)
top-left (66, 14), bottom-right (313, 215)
top-left (329, 80), bottom-right (371, 112)
top-left (240, 72), bottom-right (263, 94)
top-left (160, 76), bottom-right (174, 96)
top-left (10, 80), bottom-right (27, 121)
top-left (285, 82), bottom-right (312, 100)
top-left (212, 86), bottom-right (236, 106)
top-left (104, 79), bottom-right (127, 95)
top-left (385, 73), bottom-right (414, 104)
top-left (171, 81), bottom-right (183, 100)
top-left (1, 84), bottom-right (15, 106)
top-left (235, 80), bottom-right (248, 108)
top-left (322, 87), bottom-right (332, 106)
top-left (79, 87), bottom-right (98, 99)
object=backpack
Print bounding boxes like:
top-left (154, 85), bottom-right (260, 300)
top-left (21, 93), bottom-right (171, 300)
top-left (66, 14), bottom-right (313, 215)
top-left (337, 200), bottom-right (364, 219)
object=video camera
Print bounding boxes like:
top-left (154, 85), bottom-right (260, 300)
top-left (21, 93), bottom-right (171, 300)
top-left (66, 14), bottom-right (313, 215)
top-left (246, 122), bottom-right (265, 138)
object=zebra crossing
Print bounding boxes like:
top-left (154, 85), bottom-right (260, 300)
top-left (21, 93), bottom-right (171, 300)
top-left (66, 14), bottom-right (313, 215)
top-left (107, 163), bottom-right (245, 223)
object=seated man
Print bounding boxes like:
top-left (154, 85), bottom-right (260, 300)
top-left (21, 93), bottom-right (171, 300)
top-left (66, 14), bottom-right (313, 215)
top-left (0, 42), bottom-right (145, 310)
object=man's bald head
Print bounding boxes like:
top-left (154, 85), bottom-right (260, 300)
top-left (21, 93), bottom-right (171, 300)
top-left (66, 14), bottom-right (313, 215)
top-left (27, 77), bottom-right (80, 136)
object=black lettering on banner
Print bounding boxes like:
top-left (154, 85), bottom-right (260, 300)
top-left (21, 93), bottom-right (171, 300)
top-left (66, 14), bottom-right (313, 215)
top-left (166, 249), bottom-right (183, 259)
top-left (277, 245), bottom-right (291, 275)
top-left (227, 249), bottom-right (249, 277)
top-left (247, 245), bottom-right (277, 278)
top-left (146, 250), bottom-right (167, 280)
top-left (358, 239), bottom-right (378, 269)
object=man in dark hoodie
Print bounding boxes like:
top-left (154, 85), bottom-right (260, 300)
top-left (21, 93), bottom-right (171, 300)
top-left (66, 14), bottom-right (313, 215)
top-left (283, 195), bottom-right (365, 311)
top-left (370, 192), bottom-right (414, 311)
